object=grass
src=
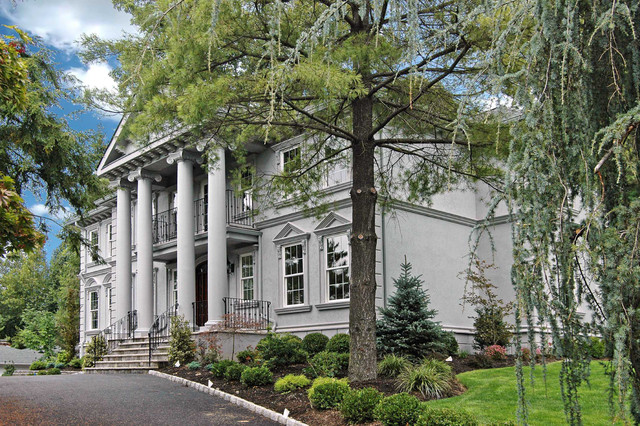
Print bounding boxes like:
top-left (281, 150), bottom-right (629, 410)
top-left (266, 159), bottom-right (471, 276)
top-left (423, 361), bottom-right (629, 425)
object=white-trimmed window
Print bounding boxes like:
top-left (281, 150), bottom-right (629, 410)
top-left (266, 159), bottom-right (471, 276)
top-left (283, 243), bottom-right (304, 305)
top-left (281, 146), bottom-right (301, 174)
top-left (89, 229), bottom-right (99, 252)
top-left (325, 234), bottom-right (350, 300)
top-left (168, 269), bottom-right (178, 307)
top-left (240, 253), bottom-right (254, 300)
top-left (107, 224), bottom-right (115, 257)
top-left (324, 143), bottom-right (349, 187)
top-left (89, 291), bottom-right (99, 330)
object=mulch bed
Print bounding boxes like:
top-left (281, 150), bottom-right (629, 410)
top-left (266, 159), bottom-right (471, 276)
top-left (160, 355), bottom-right (519, 426)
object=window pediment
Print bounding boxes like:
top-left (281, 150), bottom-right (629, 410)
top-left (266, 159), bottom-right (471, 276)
top-left (314, 212), bottom-right (351, 236)
top-left (273, 222), bottom-right (309, 246)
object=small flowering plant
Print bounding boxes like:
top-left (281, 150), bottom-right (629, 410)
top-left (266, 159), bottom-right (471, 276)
top-left (485, 345), bottom-right (507, 360)
top-left (520, 347), bottom-right (531, 362)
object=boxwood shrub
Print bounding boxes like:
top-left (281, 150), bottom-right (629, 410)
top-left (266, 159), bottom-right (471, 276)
top-left (416, 407), bottom-right (479, 426)
top-left (274, 374), bottom-right (311, 394)
top-left (340, 387), bottom-right (383, 424)
top-left (256, 333), bottom-right (307, 367)
top-left (240, 366), bottom-right (273, 387)
top-left (374, 393), bottom-right (421, 426)
top-left (307, 377), bottom-right (350, 410)
top-left (302, 333), bottom-right (329, 356)
top-left (208, 360), bottom-right (235, 378)
top-left (326, 333), bottom-right (350, 354)
top-left (29, 360), bottom-right (47, 371)
top-left (305, 350), bottom-right (349, 378)
top-left (224, 362), bottom-right (247, 381)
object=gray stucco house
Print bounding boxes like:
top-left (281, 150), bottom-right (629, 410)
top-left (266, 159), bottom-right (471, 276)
top-left (77, 119), bottom-right (515, 356)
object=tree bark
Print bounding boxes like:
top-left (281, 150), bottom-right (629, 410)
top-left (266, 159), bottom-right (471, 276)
top-left (349, 90), bottom-right (378, 382)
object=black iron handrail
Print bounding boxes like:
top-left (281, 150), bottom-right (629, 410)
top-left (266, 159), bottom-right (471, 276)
top-left (101, 310), bottom-right (137, 354)
top-left (194, 198), bottom-right (207, 234)
top-left (148, 304), bottom-right (178, 365)
top-left (226, 190), bottom-right (255, 227)
top-left (223, 297), bottom-right (270, 330)
top-left (153, 207), bottom-right (177, 243)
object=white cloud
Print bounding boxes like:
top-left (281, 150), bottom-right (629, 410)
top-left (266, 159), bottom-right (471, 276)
top-left (29, 203), bottom-right (71, 221)
top-left (29, 203), bottom-right (50, 217)
top-left (0, 0), bottom-right (134, 52)
top-left (68, 62), bottom-right (122, 121)
top-left (68, 62), bottom-right (117, 92)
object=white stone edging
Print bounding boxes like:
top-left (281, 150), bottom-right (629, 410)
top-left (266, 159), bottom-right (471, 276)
top-left (148, 370), bottom-right (307, 426)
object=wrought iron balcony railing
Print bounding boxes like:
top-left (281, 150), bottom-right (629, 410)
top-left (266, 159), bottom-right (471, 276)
top-left (152, 191), bottom-right (254, 244)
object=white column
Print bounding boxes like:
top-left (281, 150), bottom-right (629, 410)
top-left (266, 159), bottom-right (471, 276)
top-left (131, 172), bottom-right (154, 333)
top-left (176, 158), bottom-right (196, 323)
top-left (206, 147), bottom-right (228, 326)
top-left (115, 185), bottom-right (132, 321)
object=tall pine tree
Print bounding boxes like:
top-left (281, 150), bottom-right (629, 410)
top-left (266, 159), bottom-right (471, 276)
top-left (376, 261), bottom-right (447, 359)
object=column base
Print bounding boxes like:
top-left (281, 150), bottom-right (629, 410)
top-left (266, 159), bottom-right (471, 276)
top-left (135, 328), bottom-right (150, 337)
top-left (204, 319), bottom-right (224, 328)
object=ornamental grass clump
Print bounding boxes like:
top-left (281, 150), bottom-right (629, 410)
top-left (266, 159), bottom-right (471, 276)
top-left (396, 359), bottom-right (453, 399)
top-left (378, 354), bottom-right (410, 378)
top-left (307, 377), bottom-right (350, 409)
top-left (373, 393), bottom-right (421, 426)
top-left (340, 387), bottom-right (382, 424)
top-left (187, 361), bottom-right (201, 370)
top-left (274, 374), bottom-right (311, 394)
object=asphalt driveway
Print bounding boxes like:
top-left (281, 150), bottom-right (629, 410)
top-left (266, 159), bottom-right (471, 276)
top-left (0, 373), bottom-right (280, 425)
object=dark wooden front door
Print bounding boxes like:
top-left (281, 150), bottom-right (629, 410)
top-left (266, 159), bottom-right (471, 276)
top-left (195, 263), bottom-right (207, 326)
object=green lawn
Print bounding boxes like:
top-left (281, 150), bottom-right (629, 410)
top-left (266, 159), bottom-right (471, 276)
top-left (423, 361), bottom-right (628, 425)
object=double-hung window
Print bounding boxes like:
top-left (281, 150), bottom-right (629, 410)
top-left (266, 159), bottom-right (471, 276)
top-left (240, 254), bottom-right (254, 300)
top-left (283, 244), bottom-right (304, 305)
top-left (89, 291), bottom-right (99, 330)
top-left (282, 146), bottom-right (301, 174)
top-left (107, 224), bottom-right (115, 257)
top-left (325, 234), bottom-right (350, 300)
top-left (89, 229), bottom-right (98, 252)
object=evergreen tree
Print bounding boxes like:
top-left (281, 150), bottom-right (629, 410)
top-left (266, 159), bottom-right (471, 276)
top-left (377, 261), bottom-right (446, 359)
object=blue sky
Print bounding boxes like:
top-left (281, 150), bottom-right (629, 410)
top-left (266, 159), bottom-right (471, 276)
top-left (1, 0), bottom-right (134, 260)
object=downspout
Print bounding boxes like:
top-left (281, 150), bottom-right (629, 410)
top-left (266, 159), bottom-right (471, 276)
top-left (378, 148), bottom-right (387, 308)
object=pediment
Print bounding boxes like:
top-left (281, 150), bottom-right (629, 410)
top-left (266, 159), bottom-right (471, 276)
top-left (314, 212), bottom-right (351, 235)
top-left (273, 222), bottom-right (309, 245)
top-left (97, 116), bottom-right (131, 176)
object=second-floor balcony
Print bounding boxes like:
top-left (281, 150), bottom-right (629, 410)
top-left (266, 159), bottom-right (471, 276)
top-left (153, 190), bottom-right (254, 244)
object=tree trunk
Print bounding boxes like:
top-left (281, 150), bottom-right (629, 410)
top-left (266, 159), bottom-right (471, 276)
top-left (349, 92), bottom-right (378, 382)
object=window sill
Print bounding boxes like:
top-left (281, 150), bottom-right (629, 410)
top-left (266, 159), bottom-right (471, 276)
top-left (274, 305), bottom-right (312, 315)
top-left (315, 300), bottom-right (350, 311)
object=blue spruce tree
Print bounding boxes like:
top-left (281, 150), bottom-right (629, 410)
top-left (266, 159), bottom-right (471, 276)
top-left (376, 261), bottom-right (448, 359)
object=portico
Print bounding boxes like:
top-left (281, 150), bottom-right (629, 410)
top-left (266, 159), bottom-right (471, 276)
top-left (108, 141), bottom-right (254, 335)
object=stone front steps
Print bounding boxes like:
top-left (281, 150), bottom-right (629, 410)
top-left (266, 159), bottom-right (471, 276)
top-left (84, 336), bottom-right (170, 374)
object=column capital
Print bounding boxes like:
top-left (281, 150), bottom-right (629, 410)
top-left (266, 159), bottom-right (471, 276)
top-left (166, 149), bottom-right (203, 165)
top-left (127, 167), bottom-right (162, 183)
top-left (109, 178), bottom-right (136, 190)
